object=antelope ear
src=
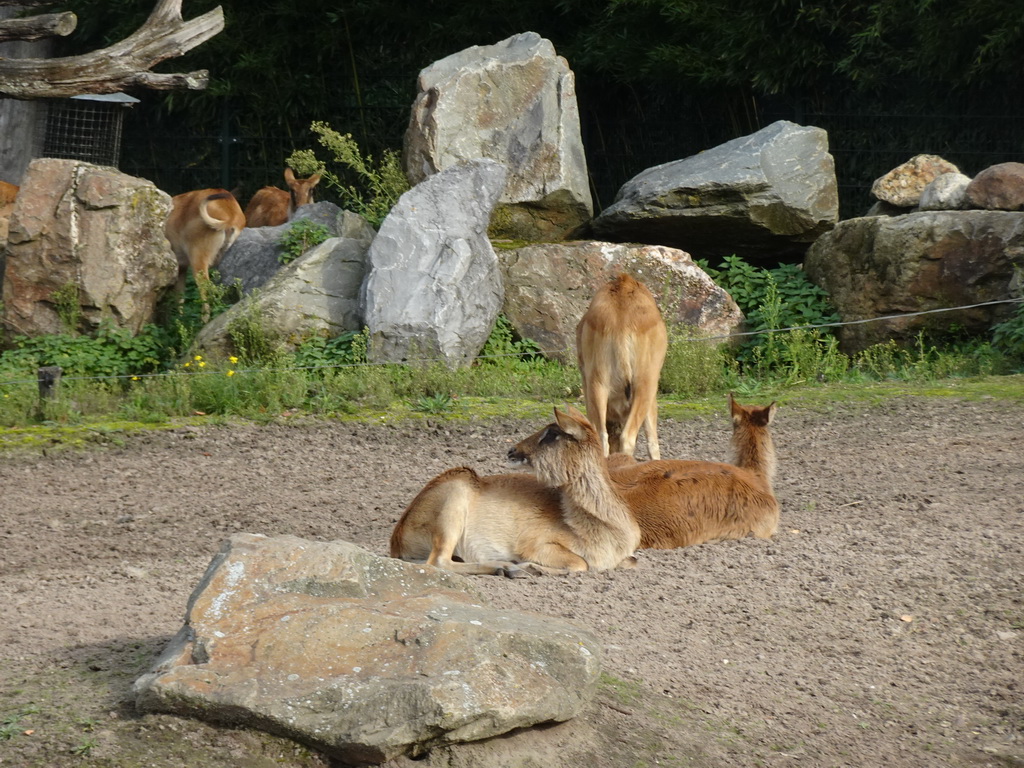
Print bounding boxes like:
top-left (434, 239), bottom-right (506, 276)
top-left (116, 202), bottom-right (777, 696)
top-left (310, 174), bottom-right (322, 186)
top-left (284, 167), bottom-right (296, 182)
top-left (766, 402), bottom-right (778, 424)
top-left (729, 392), bottom-right (743, 422)
top-left (554, 407), bottom-right (589, 441)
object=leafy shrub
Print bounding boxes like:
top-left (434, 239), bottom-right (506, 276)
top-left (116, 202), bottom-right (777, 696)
top-left (288, 121), bottom-right (409, 227)
top-left (294, 329), bottom-right (368, 369)
top-left (1, 321), bottom-right (165, 380)
top-left (700, 255), bottom-right (841, 377)
top-left (991, 299), bottom-right (1024, 366)
top-left (279, 219), bottom-right (332, 265)
top-left (225, 296), bottom-right (284, 366)
top-left (659, 327), bottom-right (725, 397)
top-left (479, 315), bottom-right (544, 365)
top-left (702, 255), bottom-right (839, 330)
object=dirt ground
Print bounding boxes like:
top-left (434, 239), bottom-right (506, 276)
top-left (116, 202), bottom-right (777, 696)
top-left (1, 393), bottom-right (1022, 767)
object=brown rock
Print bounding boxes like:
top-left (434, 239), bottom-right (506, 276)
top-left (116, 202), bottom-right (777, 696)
top-left (964, 162), bottom-right (1024, 211)
top-left (2, 158), bottom-right (176, 341)
top-left (870, 154), bottom-right (961, 208)
top-left (498, 241), bottom-right (743, 362)
top-left (804, 210), bottom-right (1024, 352)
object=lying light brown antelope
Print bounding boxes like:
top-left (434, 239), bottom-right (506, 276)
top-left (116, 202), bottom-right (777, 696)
top-left (165, 187), bottom-right (245, 295)
top-left (244, 168), bottom-right (321, 228)
top-left (389, 407), bottom-right (642, 577)
top-left (577, 273), bottom-right (668, 460)
top-left (614, 394), bottom-right (779, 548)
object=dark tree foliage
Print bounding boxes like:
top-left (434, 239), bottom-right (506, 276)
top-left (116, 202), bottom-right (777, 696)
top-left (50, 0), bottom-right (1024, 211)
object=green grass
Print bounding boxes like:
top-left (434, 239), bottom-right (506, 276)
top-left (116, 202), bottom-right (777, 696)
top-left (2, 266), bottom-right (1022, 446)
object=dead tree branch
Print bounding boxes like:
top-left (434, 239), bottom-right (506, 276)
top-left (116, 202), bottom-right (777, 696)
top-left (0, 0), bottom-right (224, 99)
top-left (0, 11), bottom-right (75, 43)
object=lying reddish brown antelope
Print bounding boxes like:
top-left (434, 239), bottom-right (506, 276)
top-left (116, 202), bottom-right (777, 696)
top-left (615, 394), bottom-right (779, 548)
top-left (577, 273), bottom-right (668, 460)
top-left (165, 187), bottom-right (245, 294)
top-left (389, 407), bottom-right (642, 577)
top-left (244, 168), bottom-right (321, 227)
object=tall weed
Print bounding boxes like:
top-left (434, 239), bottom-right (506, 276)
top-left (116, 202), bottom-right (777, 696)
top-left (288, 122), bottom-right (409, 227)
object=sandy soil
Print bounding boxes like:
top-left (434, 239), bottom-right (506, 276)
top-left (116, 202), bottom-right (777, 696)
top-left (1, 394), bottom-right (1022, 767)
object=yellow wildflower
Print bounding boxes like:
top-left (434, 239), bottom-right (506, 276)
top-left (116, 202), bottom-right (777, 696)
top-left (227, 370), bottom-right (235, 377)
top-left (229, 356), bottom-right (239, 364)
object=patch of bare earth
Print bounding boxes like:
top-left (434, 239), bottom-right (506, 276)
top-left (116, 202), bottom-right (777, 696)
top-left (1, 396), bottom-right (1022, 767)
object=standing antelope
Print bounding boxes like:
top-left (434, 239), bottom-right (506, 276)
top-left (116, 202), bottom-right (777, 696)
top-left (389, 406), bottom-right (642, 577)
top-left (614, 394), bottom-right (779, 548)
top-left (164, 188), bottom-right (245, 317)
top-left (577, 273), bottom-right (668, 460)
top-left (244, 168), bottom-right (321, 228)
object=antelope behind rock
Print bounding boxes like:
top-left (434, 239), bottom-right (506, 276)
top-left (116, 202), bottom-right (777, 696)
top-left (165, 188), bottom-right (245, 291)
top-left (577, 273), bottom-right (668, 460)
top-left (164, 188), bottom-right (245, 318)
top-left (244, 168), bottom-right (321, 228)
top-left (614, 394), bottom-right (780, 548)
top-left (389, 406), bottom-right (642, 577)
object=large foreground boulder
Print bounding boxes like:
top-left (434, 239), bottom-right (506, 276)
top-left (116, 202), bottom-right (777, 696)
top-left (134, 534), bottom-right (602, 766)
top-left (587, 120), bottom-right (838, 262)
top-left (362, 159), bottom-right (507, 368)
top-left (2, 158), bottom-right (175, 342)
top-left (404, 32), bottom-right (592, 241)
top-left (804, 210), bottom-right (1024, 352)
top-left (191, 215), bottom-right (376, 359)
top-left (498, 241), bottom-right (743, 362)
top-left (216, 202), bottom-right (369, 295)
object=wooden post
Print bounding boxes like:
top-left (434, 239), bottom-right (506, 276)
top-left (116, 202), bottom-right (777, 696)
top-left (37, 365), bottom-right (61, 400)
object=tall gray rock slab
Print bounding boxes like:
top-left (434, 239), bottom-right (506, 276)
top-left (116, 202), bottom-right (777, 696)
top-left (2, 158), bottom-right (176, 341)
top-left (588, 121), bottom-right (838, 262)
top-left (498, 241), bottom-right (743, 362)
top-left (134, 534), bottom-right (602, 766)
top-left (404, 32), bottom-right (592, 241)
top-left (217, 202), bottom-right (369, 295)
top-left (804, 210), bottom-right (1024, 352)
top-left (362, 159), bottom-right (506, 368)
top-left (191, 216), bottom-right (376, 359)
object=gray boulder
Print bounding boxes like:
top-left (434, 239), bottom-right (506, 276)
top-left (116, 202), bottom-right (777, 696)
top-left (362, 159), bottom-right (507, 368)
top-left (134, 534), bottom-right (601, 765)
top-left (804, 210), bottom-right (1024, 352)
top-left (918, 172), bottom-right (971, 211)
top-left (404, 32), bottom-right (592, 241)
top-left (191, 217), bottom-right (376, 359)
top-left (217, 202), bottom-right (370, 295)
top-left (588, 120), bottom-right (837, 262)
top-left (871, 154), bottom-right (961, 208)
top-left (498, 241), bottom-right (743, 363)
top-left (2, 158), bottom-right (176, 342)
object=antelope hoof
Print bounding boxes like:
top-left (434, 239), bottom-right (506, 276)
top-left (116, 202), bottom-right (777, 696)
top-left (499, 564), bottom-right (533, 579)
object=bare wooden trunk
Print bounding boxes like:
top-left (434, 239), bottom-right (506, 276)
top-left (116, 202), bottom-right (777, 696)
top-left (0, 0), bottom-right (223, 100)
top-left (0, 6), bottom-right (49, 184)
